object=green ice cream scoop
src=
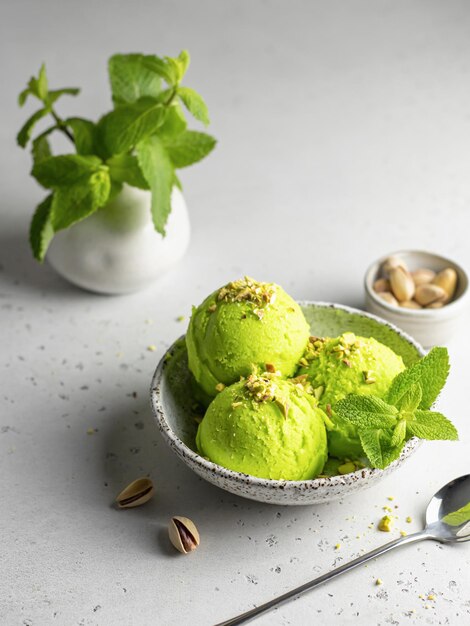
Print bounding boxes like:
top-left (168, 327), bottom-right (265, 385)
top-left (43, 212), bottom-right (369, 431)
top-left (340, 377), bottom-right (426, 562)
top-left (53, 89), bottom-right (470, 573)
top-left (298, 332), bottom-right (405, 459)
top-left (186, 277), bottom-right (310, 400)
top-left (196, 374), bottom-right (328, 480)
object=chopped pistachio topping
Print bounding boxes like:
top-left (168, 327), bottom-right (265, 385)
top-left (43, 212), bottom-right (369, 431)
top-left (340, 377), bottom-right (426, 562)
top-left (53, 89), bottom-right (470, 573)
top-left (244, 373), bottom-right (290, 418)
top-left (378, 515), bottom-right (394, 532)
top-left (245, 374), bottom-right (277, 403)
top-left (406, 516), bottom-right (412, 523)
top-left (375, 578), bottom-right (383, 586)
top-left (215, 383), bottom-right (225, 392)
top-left (217, 277), bottom-right (277, 317)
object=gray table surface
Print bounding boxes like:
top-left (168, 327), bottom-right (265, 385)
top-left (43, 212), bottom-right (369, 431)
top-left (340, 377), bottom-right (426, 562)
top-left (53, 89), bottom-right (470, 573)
top-left (1, 1), bottom-right (470, 624)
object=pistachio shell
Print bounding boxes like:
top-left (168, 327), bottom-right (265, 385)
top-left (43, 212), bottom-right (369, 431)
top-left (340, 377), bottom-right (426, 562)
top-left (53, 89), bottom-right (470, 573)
top-left (115, 477), bottom-right (154, 509)
top-left (432, 268), bottom-right (458, 303)
top-left (377, 291), bottom-right (399, 306)
top-left (381, 256), bottom-right (408, 277)
top-left (415, 284), bottom-right (446, 306)
top-left (411, 268), bottom-right (436, 286)
top-left (389, 267), bottom-right (415, 302)
top-left (373, 278), bottom-right (391, 293)
top-left (169, 516), bottom-right (200, 554)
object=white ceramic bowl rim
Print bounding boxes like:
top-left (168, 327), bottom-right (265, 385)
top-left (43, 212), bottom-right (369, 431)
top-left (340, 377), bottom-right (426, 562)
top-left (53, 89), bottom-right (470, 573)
top-left (150, 302), bottom-right (424, 490)
top-left (365, 249), bottom-right (469, 318)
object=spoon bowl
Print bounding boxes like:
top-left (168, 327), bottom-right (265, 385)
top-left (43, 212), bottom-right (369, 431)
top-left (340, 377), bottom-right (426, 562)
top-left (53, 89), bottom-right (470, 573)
top-left (425, 474), bottom-right (470, 543)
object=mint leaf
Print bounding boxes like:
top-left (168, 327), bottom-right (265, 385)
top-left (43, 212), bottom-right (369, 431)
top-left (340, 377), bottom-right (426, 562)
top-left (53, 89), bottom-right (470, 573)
top-left (390, 419), bottom-right (406, 447)
top-left (107, 154), bottom-right (149, 189)
top-left (334, 395), bottom-right (398, 430)
top-left (396, 383), bottom-right (422, 414)
top-left (173, 172), bottom-right (183, 191)
top-left (359, 429), bottom-right (404, 470)
top-left (164, 50), bottom-right (190, 84)
top-left (32, 133), bottom-right (52, 164)
top-left (142, 56), bottom-right (177, 85)
top-left (406, 410), bottom-right (458, 441)
top-left (108, 180), bottom-right (123, 202)
top-left (98, 98), bottom-right (165, 156)
top-left (176, 50), bottom-right (190, 79)
top-left (178, 86), bottom-right (210, 125)
top-left (137, 135), bottom-right (173, 235)
top-left (50, 167), bottom-right (110, 231)
top-left (442, 502), bottom-right (470, 526)
top-left (29, 195), bottom-right (54, 262)
top-left (19, 64), bottom-right (49, 106)
top-left (32, 155), bottom-right (102, 188)
top-left (387, 347), bottom-right (450, 410)
top-left (158, 104), bottom-right (187, 141)
top-left (108, 54), bottom-right (162, 105)
top-left (18, 87), bottom-right (31, 107)
top-left (165, 130), bottom-right (216, 168)
top-left (36, 64), bottom-right (48, 101)
top-left (66, 118), bottom-right (97, 155)
top-left (46, 88), bottom-right (80, 107)
top-left (17, 108), bottom-right (49, 148)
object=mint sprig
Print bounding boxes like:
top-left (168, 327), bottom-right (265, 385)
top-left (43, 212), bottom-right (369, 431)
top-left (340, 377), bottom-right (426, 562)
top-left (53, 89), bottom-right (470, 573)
top-left (17, 52), bottom-right (217, 261)
top-left (334, 347), bottom-right (458, 469)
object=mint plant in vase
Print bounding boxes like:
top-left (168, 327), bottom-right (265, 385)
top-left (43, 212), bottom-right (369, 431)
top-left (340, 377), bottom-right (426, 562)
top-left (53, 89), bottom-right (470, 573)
top-left (17, 51), bottom-right (216, 294)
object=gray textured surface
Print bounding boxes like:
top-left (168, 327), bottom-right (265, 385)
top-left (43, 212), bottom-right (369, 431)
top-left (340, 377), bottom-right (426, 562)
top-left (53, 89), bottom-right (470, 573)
top-left (1, 1), bottom-right (470, 624)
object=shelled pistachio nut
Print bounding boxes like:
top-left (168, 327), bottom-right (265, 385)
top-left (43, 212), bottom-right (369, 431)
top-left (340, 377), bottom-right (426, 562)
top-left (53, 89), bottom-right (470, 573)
top-left (115, 477), bottom-right (154, 509)
top-left (381, 256), bottom-right (408, 277)
top-left (432, 268), bottom-right (457, 303)
top-left (169, 516), bottom-right (200, 554)
top-left (400, 300), bottom-right (422, 309)
top-left (415, 284), bottom-right (447, 307)
top-left (389, 266), bottom-right (415, 302)
top-left (427, 301), bottom-right (444, 309)
top-left (377, 291), bottom-right (399, 306)
top-left (373, 278), bottom-right (390, 293)
top-left (411, 268), bottom-right (436, 286)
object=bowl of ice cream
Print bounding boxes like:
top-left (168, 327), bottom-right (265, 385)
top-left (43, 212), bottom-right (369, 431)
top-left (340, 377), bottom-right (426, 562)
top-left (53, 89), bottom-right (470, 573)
top-left (151, 296), bottom-right (425, 505)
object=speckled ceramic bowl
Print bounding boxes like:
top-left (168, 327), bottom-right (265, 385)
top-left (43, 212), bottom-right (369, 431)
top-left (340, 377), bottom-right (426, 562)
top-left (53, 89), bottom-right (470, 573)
top-left (150, 303), bottom-right (425, 506)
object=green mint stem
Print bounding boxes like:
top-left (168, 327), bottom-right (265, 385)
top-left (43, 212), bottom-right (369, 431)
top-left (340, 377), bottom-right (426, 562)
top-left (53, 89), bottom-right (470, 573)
top-left (164, 87), bottom-right (178, 106)
top-left (50, 108), bottom-right (75, 144)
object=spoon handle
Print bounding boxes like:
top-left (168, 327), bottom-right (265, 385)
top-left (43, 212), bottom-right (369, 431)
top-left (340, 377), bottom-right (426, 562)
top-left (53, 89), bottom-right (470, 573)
top-left (215, 530), bottom-right (431, 626)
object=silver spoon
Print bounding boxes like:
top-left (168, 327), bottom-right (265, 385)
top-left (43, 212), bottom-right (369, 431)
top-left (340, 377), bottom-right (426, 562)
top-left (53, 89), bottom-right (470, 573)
top-left (215, 474), bottom-right (470, 626)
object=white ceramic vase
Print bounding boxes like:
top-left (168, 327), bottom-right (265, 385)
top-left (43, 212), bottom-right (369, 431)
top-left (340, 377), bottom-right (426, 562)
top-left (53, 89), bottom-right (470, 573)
top-left (47, 184), bottom-right (190, 294)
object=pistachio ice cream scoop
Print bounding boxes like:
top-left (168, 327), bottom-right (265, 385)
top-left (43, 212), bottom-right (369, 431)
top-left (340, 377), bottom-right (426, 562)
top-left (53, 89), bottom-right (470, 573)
top-left (186, 277), bottom-right (310, 400)
top-left (297, 332), bottom-right (405, 459)
top-left (196, 374), bottom-right (328, 480)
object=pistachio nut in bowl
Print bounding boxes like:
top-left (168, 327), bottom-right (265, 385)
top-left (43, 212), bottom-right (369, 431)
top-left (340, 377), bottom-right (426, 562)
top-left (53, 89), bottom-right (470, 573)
top-left (365, 250), bottom-right (469, 347)
top-left (150, 302), bottom-right (427, 506)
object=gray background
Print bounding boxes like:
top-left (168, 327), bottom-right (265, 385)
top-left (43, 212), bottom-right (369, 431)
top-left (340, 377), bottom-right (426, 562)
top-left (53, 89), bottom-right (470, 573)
top-left (1, 1), bottom-right (470, 625)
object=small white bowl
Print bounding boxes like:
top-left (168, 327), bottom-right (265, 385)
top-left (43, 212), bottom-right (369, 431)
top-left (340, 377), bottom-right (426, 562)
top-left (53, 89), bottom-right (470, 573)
top-left (150, 302), bottom-right (424, 506)
top-left (365, 250), bottom-right (469, 348)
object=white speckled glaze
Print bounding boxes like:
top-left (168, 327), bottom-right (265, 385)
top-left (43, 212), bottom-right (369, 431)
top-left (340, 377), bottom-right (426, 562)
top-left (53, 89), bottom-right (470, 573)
top-left (47, 184), bottom-right (190, 294)
top-left (150, 303), bottom-right (425, 505)
top-left (364, 250), bottom-right (469, 348)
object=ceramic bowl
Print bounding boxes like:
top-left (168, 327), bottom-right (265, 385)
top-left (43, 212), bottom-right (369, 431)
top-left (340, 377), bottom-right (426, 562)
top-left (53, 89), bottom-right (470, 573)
top-left (150, 302), bottom-right (425, 506)
top-left (365, 250), bottom-right (469, 348)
